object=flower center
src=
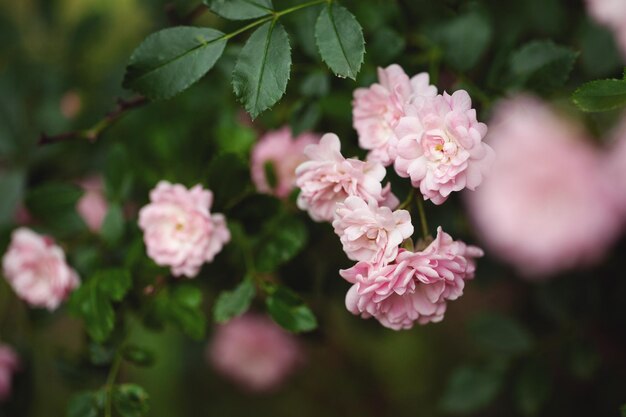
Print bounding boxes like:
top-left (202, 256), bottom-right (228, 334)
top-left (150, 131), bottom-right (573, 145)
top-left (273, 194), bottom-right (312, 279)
top-left (423, 131), bottom-right (457, 162)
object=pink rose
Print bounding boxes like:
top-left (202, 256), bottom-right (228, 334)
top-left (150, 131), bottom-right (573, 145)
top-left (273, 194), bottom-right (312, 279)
top-left (295, 133), bottom-right (398, 222)
top-left (207, 314), bottom-right (303, 392)
top-left (251, 127), bottom-right (319, 198)
top-left (333, 196), bottom-right (413, 265)
top-left (466, 95), bottom-right (621, 278)
top-left (353, 64), bottom-right (437, 166)
top-left (138, 181), bottom-right (230, 278)
top-left (340, 227), bottom-right (482, 330)
top-left (0, 344), bottom-right (19, 402)
top-left (2, 228), bottom-right (80, 311)
top-left (394, 90), bottom-right (494, 205)
top-left (586, 0), bottom-right (626, 57)
top-left (76, 176), bottom-right (108, 233)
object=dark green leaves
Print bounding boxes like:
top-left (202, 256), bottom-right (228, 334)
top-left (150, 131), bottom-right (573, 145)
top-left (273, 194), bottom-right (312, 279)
top-left (25, 182), bottom-right (85, 236)
top-left (151, 284), bottom-right (207, 339)
top-left (315, 3), bottom-right (364, 80)
top-left (69, 269), bottom-right (132, 343)
top-left (124, 27), bottom-right (227, 99)
top-left (255, 215), bottom-right (308, 273)
top-left (206, 0), bottom-right (273, 20)
top-left (233, 21), bottom-right (291, 118)
top-left (266, 285), bottom-right (317, 333)
top-left (468, 312), bottom-right (533, 356)
top-left (509, 40), bottom-right (578, 92)
top-left (113, 384), bottom-right (149, 417)
top-left (213, 277), bottom-right (256, 323)
top-left (572, 79), bottom-right (626, 112)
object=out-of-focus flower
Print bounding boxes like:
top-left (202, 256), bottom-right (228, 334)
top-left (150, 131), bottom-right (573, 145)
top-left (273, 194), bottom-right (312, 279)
top-left (466, 95), bottom-right (621, 278)
top-left (60, 90), bottom-right (82, 120)
top-left (605, 116), bottom-right (626, 218)
top-left (586, 0), bottom-right (626, 57)
top-left (394, 90), bottom-right (494, 205)
top-left (333, 196), bottom-right (413, 265)
top-left (2, 228), bottom-right (79, 310)
top-left (76, 177), bottom-right (108, 233)
top-left (353, 64), bottom-right (437, 166)
top-left (296, 133), bottom-right (398, 222)
top-left (0, 344), bottom-right (19, 402)
top-left (13, 204), bottom-right (32, 226)
top-left (251, 127), bottom-right (319, 198)
top-left (341, 227), bottom-right (482, 330)
top-left (207, 314), bottom-right (302, 392)
top-left (138, 181), bottom-right (230, 278)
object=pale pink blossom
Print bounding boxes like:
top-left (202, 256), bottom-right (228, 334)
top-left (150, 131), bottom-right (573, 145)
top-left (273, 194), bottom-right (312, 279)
top-left (353, 64), bottom-right (437, 166)
top-left (394, 90), bottom-right (494, 205)
top-left (251, 127), bottom-right (319, 198)
top-left (466, 95), bottom-right (621, 278)
top-left (208, 314), bottom-right (302, 391)
top-left (333, 196), bottom-right (413, 265)
top-left (138, 181), bottom-right (230, 278)
top-left (586, 0), bottom-right (626, 57)
top-left (296, 133), bottom-right (398, 222)
top-left (2, 228), bottom-right (79, 310)
top-left (0, 344), bottom-right (19, 402)
top-left (76, 177), bottom-right (108, 233)
top-left (341, 227), bottom-right (482, 330)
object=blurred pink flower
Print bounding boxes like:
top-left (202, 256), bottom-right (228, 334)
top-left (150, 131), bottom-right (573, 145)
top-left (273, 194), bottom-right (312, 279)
top-left (2, 228), bottom-right (79, 310)
top-left (586, 0), bottom-right (626, 57)
top-left (605, 116), bottom-right (626, 218)
top-left (341, 227), bottom-right (482, 330)
top-left (138, 181), bottom-right (230, 278)
top-left (466, 95), bottom-right (621, 278)
top-left (76, 177), bottom-right (108, 233)
top-left (333, 196), bottom-right (413, 265)
top-left (295, 133), bottom-right (398, 222)
top-left (394, 90), bottom-right (494, 205)
top-left (208, 314), bottom-right (302, 392)
top-left (0, 344), bottom-right (19, 402)
top-left (251, 127), bottom-right (319, 198)
top-left (353, 64), bottom-right (437, 166)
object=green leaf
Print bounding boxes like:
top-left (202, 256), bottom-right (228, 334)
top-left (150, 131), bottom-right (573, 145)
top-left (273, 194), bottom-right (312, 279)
top-left (100, 204), bottom-right (125, 246)
top-left (206, 0), bottom-right (273, 20)
top-left (67, 391), bottom-right (102, 417)
top-left (113, 384), bottom-right (149, 417)
top-left (255, 215), bottom-right (308, 273)
top-left (265, 285), bottom-right (317, 333)
top-left (315, 3), bottom-right (364, 80)
top-left (69, 269), bottom-right (132, 343)
top-left (122, 345), bottom-right (155, 367)
top-left (439, 363), bottom-right (505, 415)
top-left (468, 312), bottom-right (533, 356)
top-left (514, 358), bottom-right (552, 417)
top-left (232, 21), bottom-right (291, 118)
top-left (214, 112), bottom-right (256, 155)
top-left (572, 79), bottom-right (626, 112)
top-left (124, 27), bottom-right (227, 100)
top-left (509, 40), bottom-right (578, 92)
top-left (213, 277), bottom-right (256, 323)
top-left (431, 10), bottom-right (492, 72)
top-left (169, 284), bottom-right (207, 339)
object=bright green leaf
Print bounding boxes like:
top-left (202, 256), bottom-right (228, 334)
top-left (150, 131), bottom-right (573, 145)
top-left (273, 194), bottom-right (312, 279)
top-left (113, 384), bottom-right (149, 417)
top-left (124, 27), bottom-right (227, 100)
top-left (315, 3), bottom-right (364, 80)
top-left (206, 0), bottom-right (273, 20)
top-left (255, 215), bottom-right (308, 272)
top-left (213, 277), bottom-right (256, 323)
top-left (232, 21), bottom-right (291, 118)
top-left (572, 79), bottom-right (626, 112)
top-left (266, 285), bottom-right (317, 333)
top-left (509, 40), bottom-right (578, 92)
top-left (439, 363), bottom-right (505, 415)
top-left (468, 312), bottom-right (533, 356)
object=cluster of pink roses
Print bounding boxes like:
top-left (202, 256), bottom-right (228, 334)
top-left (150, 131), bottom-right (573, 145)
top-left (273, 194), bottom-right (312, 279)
top-left (295, 64), bottom-right (489, 330)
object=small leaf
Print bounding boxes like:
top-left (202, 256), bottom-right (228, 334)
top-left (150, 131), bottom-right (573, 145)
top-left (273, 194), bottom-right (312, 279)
top-left (315, 3), bottom-right (364, 80)
top-left (232, 21), bottom-right (291, 118)
top-left (266, 285), bottom-right (317, 333)
top-left (113, 384), bottom-right (149, 417)
top-left (206, 0), bottom-right (273, 20)
top-left (124, 27), bottom-right (227, 100)
top-left (122, 345), bottom-right (155, 367)
top-left (101, 204), bottom-right (125, 246)
top-left (468, 312), bottom-right (533, 356)
top-left (255, 215), bottom-right (308, 273)
top-left (509, 40), bottom-right (578, 92)
top-left (67, 391), bottom-right (102, 417)
top-left (572, 79), bottom-right (626, 112)
top-left (439, 363), bottom-right (505, 415)
top-left (213, 277), bottom-right (256, 323)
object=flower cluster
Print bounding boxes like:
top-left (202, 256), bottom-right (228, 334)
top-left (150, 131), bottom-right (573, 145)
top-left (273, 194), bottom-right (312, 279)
top-left (295, 64), bottom-right (487, 330)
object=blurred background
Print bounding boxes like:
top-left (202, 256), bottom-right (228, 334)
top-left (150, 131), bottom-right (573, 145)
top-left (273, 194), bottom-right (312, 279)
top-left (0, 0), bottom-right (625, 416)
